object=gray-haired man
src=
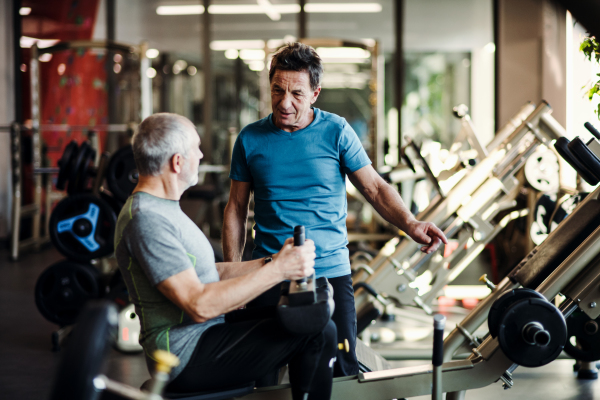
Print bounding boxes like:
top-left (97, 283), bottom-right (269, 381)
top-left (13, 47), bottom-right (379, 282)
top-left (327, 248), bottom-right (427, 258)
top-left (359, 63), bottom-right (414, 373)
top-left (115, 113), bottom-right (336, 400)
top-left (223, 43), bottom-right (448, 378)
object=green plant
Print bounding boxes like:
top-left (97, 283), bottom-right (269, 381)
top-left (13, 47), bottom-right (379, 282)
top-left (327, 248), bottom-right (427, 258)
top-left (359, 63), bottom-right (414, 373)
top-left (580, 36), bottom-right (600, 118)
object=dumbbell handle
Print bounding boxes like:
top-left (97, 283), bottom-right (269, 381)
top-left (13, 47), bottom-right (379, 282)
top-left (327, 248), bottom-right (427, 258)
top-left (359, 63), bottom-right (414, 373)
top-left (432, 314), bottom-right (446, 400)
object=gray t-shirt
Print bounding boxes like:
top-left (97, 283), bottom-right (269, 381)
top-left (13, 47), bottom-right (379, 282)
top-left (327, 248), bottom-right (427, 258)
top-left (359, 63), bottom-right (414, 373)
top-left (114, 192), bottom-right (225, 378)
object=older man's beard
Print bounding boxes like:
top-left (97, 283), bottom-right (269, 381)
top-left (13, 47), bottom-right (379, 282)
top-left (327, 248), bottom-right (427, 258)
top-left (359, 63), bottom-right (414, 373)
top-left (182, 160), bottom-right (199, 189)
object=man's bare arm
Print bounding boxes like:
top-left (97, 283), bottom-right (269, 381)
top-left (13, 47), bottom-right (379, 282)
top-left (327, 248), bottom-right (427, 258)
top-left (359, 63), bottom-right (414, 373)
top-left (222, 180), bottom-right (252, 262)
top-left (348, 165), bottom-right (448, 253)
top-left (157, 239), bottom-right (315, 323)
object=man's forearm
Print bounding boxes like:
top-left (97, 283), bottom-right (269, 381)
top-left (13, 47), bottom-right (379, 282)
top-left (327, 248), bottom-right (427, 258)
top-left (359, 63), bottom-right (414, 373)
top-left (216, 258), bottom-right (265, 280)
top-left (222, 204), bottom-right (248, 262)
top-left (367, 183), bottom-right (416, 231)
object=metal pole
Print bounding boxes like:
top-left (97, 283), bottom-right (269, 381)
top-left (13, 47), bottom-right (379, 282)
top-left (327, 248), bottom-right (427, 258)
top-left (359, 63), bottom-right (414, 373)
top-left (13, 0), bottom-right (22, 124)
top-left (432, 314), bottom-right (446, 400)
top-left (202, 0), bottom-right (212, 163)
top-left (10, 123), bottom-right (22, 260)
top-left (106, 0), bottom-right (118, 152)
top-left (30, 44), bottom-right (42, 249)
top-left (394, 0), bottom-right (404, 159)
top-left (298, 0), bottom-right (307, 39)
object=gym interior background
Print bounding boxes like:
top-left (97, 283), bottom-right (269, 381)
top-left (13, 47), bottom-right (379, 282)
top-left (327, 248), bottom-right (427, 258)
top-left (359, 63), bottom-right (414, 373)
top-left (2, 0), bottom-right (600, 399)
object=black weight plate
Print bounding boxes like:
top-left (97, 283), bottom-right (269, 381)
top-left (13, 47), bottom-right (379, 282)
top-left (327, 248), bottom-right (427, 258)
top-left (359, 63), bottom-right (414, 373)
top-left (68, 141), bottom-right (92, 195)
top-left (554, 137), bottom-right (599, 186)
top-left (488, 288), bottom-right (546, 338)
top-left (34, 260), bottom-right (101, 326)
top-left (49, 193), bottom-right (117, 262)
top-left (56, 141), bottom-right (78, 190)
top-left (49, 301), bottom-right (118, 400)
top-left (563, 310), bottom-right (600, 362)
top-left (106, 145), bottom-right (138, 203)
top-left (568, 137), bottom-right (600, 180)
top-left (498, 297), bottom-right (567, 367)
top-left (99, 191), bottom-right (125, 216)
top-left (75, 145), bottom-right (97, 193)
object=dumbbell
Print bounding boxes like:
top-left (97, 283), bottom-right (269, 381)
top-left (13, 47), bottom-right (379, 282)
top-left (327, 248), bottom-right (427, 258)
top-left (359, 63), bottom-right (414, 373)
top-left (277, 226), bottom-right (335, 335)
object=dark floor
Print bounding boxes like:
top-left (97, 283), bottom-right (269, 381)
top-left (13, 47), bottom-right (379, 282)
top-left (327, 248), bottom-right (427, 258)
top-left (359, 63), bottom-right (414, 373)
top-left (2, 246), bottom-right (600, 400)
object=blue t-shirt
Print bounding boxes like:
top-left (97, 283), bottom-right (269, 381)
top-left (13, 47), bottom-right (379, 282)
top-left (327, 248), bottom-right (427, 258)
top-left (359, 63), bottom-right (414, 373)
top-left (229, 108), bottom-right (371, 278)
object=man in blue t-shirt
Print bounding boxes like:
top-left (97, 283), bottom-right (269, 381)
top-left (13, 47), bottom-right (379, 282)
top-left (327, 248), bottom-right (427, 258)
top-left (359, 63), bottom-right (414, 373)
top-left (223, 42), bottom-right (447, 379)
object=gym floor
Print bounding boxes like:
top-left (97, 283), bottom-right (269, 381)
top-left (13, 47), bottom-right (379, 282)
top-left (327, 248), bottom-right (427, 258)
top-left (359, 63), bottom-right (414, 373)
top-left (2, 246), bottom-right (600, 400)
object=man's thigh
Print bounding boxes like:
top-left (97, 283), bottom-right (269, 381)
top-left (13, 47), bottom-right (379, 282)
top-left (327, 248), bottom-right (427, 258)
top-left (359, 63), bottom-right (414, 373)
top-left (168, 319), bottom-right (307, 393)
top-left (329, 274), bottom-right (359, 376)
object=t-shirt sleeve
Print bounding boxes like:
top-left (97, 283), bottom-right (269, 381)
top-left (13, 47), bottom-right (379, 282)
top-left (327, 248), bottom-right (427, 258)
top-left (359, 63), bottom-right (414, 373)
top-left (339, 121), bottom-right (372, 173)
top-left (126, 212), bottom-right (194, 286)
top-left (229, 134), bottom-right (253, 182)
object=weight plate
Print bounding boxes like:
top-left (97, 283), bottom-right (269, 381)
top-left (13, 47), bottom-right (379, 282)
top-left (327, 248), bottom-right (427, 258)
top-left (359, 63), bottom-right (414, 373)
top-left (554, 137), bottom-right (599, 186)
top-left (488, 288), bottom-right (545, 338)
top-left (524, 147), bottom-right (559, 193)
top-left (49, 301), bottom-right (118, 400)
top-left (563, 310), bottom-right (600, 362)
top-left (34, 260), bottom-right (101, 326)
top-left (67, 141), bottom-right (93, 195)
top-left (75, 145), bottom-right (97, 193)
top-left (99, 191), bottom-right (125, 217)
top-left (49, 193), bottom-right (117, 262)
top-left (498, 298), bottom-right (567, 367)
top-left (56, 141), bottom-right (79, 190)
top-left (106, 145), bottom-right (138, 203)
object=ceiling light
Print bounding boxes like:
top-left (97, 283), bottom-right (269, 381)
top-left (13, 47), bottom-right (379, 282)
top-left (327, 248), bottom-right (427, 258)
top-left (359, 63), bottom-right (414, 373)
top-left (57, 63), bottom-right (66, 75)
top-left (305, 3), bottom-right (382, 13)
top-left (173, 60), bottom-right (188, 74)
top-left (248, 61), bottom-right (265, 71)
top-left (257, 0), bottom-right (281, 21)
top-left (20, 7), bottom-right (31, 15)
top-left (156, 5), bottom-right (204, 15)
top-left (224, 49), bottom-right (239, 59)
top-left (146, 48), bottom-right (160, 59)
top-left (20, 36), bottom-right (60, 49)
top-left (146, 68), bottom-right (157, 78)
top-left (321, 58), bottom-right (370, 64)
top-left (38, 53), bottom-right (52, 62)
top-left (187, 66), bottom-right (197, 75)
top-left (316, 47), bottom-right (370, 59)
top-left (240, 49), bottom-right (265, 61)
top-left (208, 4), bottom-right (299, 14)
top-left (210, 40), bottom-right (265, 50)
top-left (114, 63), bottom-right (122, 74)
top-left (113, 53), bottom-right (123, 63)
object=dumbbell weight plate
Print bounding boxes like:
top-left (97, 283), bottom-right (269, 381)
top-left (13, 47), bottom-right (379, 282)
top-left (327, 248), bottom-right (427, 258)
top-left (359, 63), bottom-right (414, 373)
top-left (49, 193), bottom-right (117, 262)
top-left (497, 297), bottom-right (567, 367)
top-left (34, 260), bottom-right (101, 326)
top-left (106, 145), bottom-right (138, 203)
top-left (488, 288), bottom-right (546, 338)
top-left (67, 141), bottom-right (96, 195)
top-left (56, 141), bottom-right (79, 190)
top-left (563, 310), bottom-right (600, 362)
top-left (75, 145), bottom-right (97, 193)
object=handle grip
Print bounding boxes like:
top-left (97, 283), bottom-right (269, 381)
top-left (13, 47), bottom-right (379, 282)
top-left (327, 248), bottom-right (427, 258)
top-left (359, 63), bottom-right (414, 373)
top-left (585, 122), bottom-right (600, 141)
top-left (294, 226), bottom-right (307, 284)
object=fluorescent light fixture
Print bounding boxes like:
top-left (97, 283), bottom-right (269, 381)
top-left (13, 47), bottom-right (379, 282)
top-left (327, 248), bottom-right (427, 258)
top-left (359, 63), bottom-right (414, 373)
top-left (208, 4), bottom-right (299, 14)
top-left (248, 60), bottom-right (265, 71)
top-left (305, 3), bottom-right (382, 13)
top-left (146, 48), bottom-right (160, 59)
top-left (156, 3), bottom-right (380, 15)
top-left (156, 5), bottom-right (204, 15)
top-left (210, 40), bottom-right (265, 50)
top-left (484, 42), bottom-right (496, 53)
top-left (20, 7), bottom-right (31, 15)
top-left (257, 0), bottom-right (281, 21)
top-left (316, 47), bottom-right (370, 59)
top-left (321, 58), bottom-right (370, 64)
top-left (187, 66), bottom-right (198, 75)
top-left (224, 49), bottom-right (239, 59)
top-left (173, 60), bottom-right (188, 74)
top-left (240, 49), bottom-right (265, 61)
top-left (20, 36), bottom-right (60, 49)
top-left (146, 68), bottom-right (157, 78)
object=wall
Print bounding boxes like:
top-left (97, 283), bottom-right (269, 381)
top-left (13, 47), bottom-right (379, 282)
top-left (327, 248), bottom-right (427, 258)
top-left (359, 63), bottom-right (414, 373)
top-left (0, 0), bottom-right (14, 241)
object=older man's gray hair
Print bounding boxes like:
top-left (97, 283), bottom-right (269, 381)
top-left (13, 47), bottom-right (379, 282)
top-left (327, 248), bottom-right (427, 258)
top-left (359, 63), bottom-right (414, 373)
top-left (132, 113), bottom-right (196, 176)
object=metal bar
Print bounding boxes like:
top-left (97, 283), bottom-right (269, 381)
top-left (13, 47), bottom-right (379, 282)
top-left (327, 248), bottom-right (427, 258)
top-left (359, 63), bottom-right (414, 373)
top-left (394, 0), bottom-right (404, 157)
top-left (39, 124), bottom-right (131, 132)
top-left (106, 0), bottom-right (118, 154)
top-left (202, 0), bottom-right (213, 163)
top-left (19, 204), bottom-right (39, 216)
top-left (37, 40), bottom-right (133, 55)
top-left (298, 0), bottom-right (307, 39)
top-left (10, 123), bottom-right (21, 261)
top-left (140, 41), bottom-right (152, 120)
top-left (13, 0), bottom-right (22, 124)
top-left (30, 44), bottom-right (42, 250)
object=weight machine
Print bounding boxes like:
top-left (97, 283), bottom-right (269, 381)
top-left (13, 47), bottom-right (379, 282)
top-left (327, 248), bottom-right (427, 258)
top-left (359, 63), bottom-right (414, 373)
top-left (352, 101), bottom-right (565, 330)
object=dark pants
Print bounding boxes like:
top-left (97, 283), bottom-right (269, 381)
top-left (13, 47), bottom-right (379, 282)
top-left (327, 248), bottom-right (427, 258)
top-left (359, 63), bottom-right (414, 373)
top-left (167, 318), bottom-right (337, 400)
top-left (248, 274), bottom-right (359, 382)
